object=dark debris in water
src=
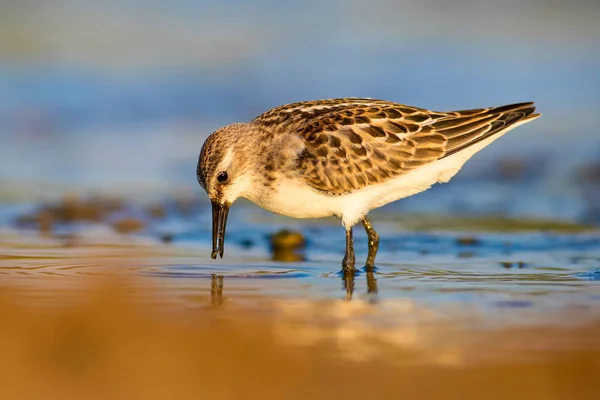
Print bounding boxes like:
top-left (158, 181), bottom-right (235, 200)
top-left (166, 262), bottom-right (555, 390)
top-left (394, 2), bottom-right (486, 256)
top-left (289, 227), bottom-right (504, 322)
top-left (500, 262), bottom-right (528, 270)
top-left (112, 217), bottom-right (145, 234)
top-left (238, 238), bottom-right (255, 249)
top-left (15, 195), bottom-right (124, 231)
top-left (145, 204), bottom-right (167, 220)
top-left (456, 236), bottom-right (482, 246)
top-left (12, 194), bottom-right (205, 239)
top-left (160, 233), bottom-right (174, 244)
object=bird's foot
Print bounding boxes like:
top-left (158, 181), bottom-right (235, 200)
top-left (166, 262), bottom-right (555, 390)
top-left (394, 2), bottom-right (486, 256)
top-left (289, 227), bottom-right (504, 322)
top-left (341, 254), bottom-right (356, 273)
top-left (363, 264), bottom-right (378, 272)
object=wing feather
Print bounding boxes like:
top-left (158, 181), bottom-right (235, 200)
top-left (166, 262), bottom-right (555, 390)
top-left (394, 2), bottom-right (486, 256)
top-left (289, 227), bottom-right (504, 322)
top-left (252, 98), bottom-right (538, 195)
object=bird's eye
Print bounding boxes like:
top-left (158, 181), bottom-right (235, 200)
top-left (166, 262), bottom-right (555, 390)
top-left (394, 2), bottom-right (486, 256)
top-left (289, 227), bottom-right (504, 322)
top-left (216, 171), bottom-right (229, 183)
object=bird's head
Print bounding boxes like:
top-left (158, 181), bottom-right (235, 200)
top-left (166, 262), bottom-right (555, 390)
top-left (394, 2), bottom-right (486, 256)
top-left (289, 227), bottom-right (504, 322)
top-left (197, 123), bottom-right (256, 259)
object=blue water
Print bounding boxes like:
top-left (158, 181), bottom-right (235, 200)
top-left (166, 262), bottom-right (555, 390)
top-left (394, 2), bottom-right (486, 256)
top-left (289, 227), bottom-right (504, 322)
top-left (1, 0), bottom-right (600, 332)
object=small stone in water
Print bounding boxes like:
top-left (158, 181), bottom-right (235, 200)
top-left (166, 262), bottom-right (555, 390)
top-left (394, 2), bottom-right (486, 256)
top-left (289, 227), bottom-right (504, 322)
top-left (271, 230), bottom-right (305, 248)
top-left (456, 237), bottom-right (481, 246)
top-left (239, 238), bottom-right (254, 249)
top-left (500, 261), bottom-right (527, 269)
top-left (160, 233), bottom-right (174, 244)
top-left (270, 229), bottom-right (305, 262)
top-left (146, 204), bottom-right (167, 219)
top-left (112, 218), bottom-right (145, 234)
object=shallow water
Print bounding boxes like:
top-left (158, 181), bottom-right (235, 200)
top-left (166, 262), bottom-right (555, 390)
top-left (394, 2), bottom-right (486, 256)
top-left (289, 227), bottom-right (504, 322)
top-left (2, 206), bottom-right (600, 399)
top-left (3, 208), bottom-right (599, 330)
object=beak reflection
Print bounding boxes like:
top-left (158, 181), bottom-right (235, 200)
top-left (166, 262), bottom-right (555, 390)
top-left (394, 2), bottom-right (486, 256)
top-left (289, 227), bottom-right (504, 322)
top-left (211, 200), bottom-right (230, 259)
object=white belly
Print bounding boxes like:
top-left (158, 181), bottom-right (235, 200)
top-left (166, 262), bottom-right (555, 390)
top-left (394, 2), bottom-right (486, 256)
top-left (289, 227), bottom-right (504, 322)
top-left (245, 125), bottom-right (522, 228)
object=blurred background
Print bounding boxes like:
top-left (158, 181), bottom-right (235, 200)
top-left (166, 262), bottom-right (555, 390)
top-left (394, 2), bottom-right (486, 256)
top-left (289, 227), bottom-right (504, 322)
top-left (2, 4), bottom-right (600, 395)
top-left (1, 0), bottom-right (599, 223)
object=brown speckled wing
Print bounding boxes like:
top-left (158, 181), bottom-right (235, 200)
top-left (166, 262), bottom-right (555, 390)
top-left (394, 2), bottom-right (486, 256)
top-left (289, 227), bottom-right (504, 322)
top-left (253, 98), bottom-right (538, 195)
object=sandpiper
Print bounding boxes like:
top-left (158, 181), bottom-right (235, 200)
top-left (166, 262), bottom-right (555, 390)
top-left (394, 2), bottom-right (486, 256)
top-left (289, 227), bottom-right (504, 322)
top-left (197, 98), bottom-right (540, 271)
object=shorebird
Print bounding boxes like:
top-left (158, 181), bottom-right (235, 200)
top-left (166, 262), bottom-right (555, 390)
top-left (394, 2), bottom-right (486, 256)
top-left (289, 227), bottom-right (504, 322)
top-left (197, 98), bottom-right (540, 271)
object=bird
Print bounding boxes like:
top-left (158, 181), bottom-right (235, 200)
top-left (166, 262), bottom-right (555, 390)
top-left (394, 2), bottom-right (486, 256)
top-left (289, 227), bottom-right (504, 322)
top-left (196, 98), bottom-right (540, 272)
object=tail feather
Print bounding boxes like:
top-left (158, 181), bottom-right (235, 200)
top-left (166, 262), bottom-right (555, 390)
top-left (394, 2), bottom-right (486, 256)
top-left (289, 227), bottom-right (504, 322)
top-left (439, 102), bottom-right (539, 158)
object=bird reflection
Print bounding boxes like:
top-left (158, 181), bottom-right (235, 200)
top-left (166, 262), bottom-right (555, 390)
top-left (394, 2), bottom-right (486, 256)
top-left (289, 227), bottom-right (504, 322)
top-left (211, 274), bottom-right (224, 307)
top-left (210, 269), bottom-right (378, 305)
top-left (366, 268), bottom-right (378, 296)
top-left (342, 270), bottom-right (355, 300)
top-left (342, 267), bottom-right (378, 301)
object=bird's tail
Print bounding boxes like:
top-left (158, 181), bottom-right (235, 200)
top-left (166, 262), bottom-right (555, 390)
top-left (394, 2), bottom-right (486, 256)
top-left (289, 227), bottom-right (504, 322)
top-left (438, 102), bottom-right (539, 158)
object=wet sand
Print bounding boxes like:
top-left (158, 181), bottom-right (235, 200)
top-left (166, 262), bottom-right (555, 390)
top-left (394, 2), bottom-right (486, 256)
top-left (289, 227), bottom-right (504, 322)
top-left (0, 279), bottom-right (599, 400)
top-left (1, 229), bottom-right (599, 400)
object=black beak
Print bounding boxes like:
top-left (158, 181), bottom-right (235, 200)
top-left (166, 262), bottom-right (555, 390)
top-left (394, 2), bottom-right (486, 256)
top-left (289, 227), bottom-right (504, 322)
top-left (211, 200), bottom-right (230, 259)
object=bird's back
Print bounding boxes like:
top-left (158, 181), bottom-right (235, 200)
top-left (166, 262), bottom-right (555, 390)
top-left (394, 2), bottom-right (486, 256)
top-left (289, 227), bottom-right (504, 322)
top-left (252, 98), bottom-right (539, 198)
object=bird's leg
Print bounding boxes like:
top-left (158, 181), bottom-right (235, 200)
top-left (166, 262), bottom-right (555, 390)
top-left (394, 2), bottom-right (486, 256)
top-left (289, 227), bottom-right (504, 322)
top-left (341, 227), bottom-right (356, 272)
top-left (361, 216), bottom-right (380, 270)
top-left (341, 226), bottom-right (356, 299)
